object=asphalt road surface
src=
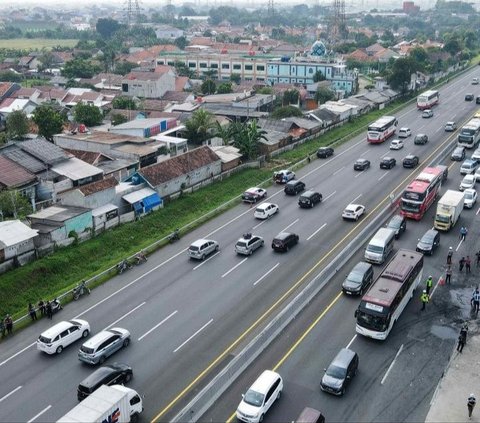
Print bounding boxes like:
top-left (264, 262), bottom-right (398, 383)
top-left (0, 68), bottom-right (479, 423)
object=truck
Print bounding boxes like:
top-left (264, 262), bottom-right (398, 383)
top-left (57, 385), bottom-right (143, 423)
top-left (434, 190), bottom-right (465, 231)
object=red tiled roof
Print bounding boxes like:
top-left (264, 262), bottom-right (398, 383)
top-left (78, 176), bottom-right (118, 196)
top-left (140, 146), bottom-right (220, 186)
top-left (12, 87), bottom-right (39, 98)
top-left (175, 76), bottom-right (189, 91)
top-left (64, 149), bottom-right (108, 165)
top-left (0, 155), bottom-right (36, 188)
top-left (0, 82), bottom-right (14, 98)
top-left (0, 97), bottom-right (14, 108)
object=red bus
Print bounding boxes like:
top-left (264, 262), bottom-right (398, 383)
top-left (367, 116), bottom-right (398, 143)
top-left (400, 166), bottom-right (444, 220)
top-left (417, 90), bottom-right (440, 110)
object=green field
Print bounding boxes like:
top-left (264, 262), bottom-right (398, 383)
top-left (0, 38), bottom-right (78, 50)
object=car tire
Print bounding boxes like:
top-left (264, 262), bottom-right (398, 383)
top-left (341, 387), bottom-right (346, 396)
top-left (267, 213), bottom-right (271, 219)
top-left (277, 390), bottom-right (282, 400)
top-left (286, 245), bottom-right (289, 252)
top-left (99, 355), bottom-right (106, 364)
top-left (215, 245), bottom-right (219, 252)
top-left (123, 338), bottom-right (130, 348)
top-left (201, 254), bottom-right (205, 260)
top-left (310, 203), bottom-right (314, 208)
top-left (249, 249), bottom-right (253, 256)
top-left (82, 329), bottom-right (89, 338)
top-left (355, 215), bottom-right (359, 221)
top-left (125, 373), bottom-right (132, 383)
top-left (259, 414), bottom-right (265, 423)
top-left (56, 345), bottom-right (63, 354)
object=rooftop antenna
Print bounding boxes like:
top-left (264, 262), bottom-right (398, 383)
top-left (125, 0), bottom-right (141, 25)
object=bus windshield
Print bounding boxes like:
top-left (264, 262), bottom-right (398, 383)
top-left (401, 201), bottom-right (421, 213)
top-left (356, 310), bottom-right (387, 332)
top-left (403, 191), bottom-right (426, 201)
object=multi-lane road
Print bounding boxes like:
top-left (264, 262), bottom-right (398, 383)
top-left (1, 68), bottom-right (479, 423)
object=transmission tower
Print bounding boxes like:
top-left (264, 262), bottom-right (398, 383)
top-left (267, 0), bottom-right (275, 19)
top-left (329, 0), bottom-right (346, 44)
top-left (126, 0), bottom-right (141, 26)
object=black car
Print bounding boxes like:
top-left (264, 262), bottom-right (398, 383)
top-left (380, 157), bottom-right (396, 169)
top-left (414, 134), bottom-right (428, 145)
top-left (402, 154), bottom-right (419, 168)
top-left (386, 214), bottom-right (407, 239)
top-left (321, 348), bottom-right (359, 396)
top-left (416, 229), bottom-right (440, 255)
top-left (272, 232), bottom-right (299, 252)
top-left (298, 190), bottom-right (323, 208)
top-left (465, 93), bottom-right (474, 101)
top-left (284, 180), bottom-right (306, 195)
top-left (476, 96), bottom-right (480, 105)
top-left (353, 158), bottom-right (370, 171)
top-left (451, 146), bottom-right (466, 161)
top-left (77, 363), bottom-right (133, 400)
top-left (342, 262), bottom-right (374, 295)
top-left (316, 147), bottom-right (334, 158)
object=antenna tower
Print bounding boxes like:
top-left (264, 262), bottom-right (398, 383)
top-left (267, 0), bottom-right (275, 18)
top-left (329, 0), bottom-right (346, 44)
top-left (126, 0), bottom-right (141, 25)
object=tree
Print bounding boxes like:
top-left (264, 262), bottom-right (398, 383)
top-left (443, 37), bottom-right (462, 57)
top-left (111, 113), bottom-right (128, 126)
top-left (217, 82), bottom-right (232, 94)
top-left (73, 103), bottom-right (103, 127)
top-left (32, 104), bottom-right (65, 142)
top-left (174, 61), bottom-right (195, 78)
top-left (114, 61), bottom-right (137, 75)
top-left (174, 36), bottom-right (188, 50)
top-left (232, 120), bottom-right (266, 160)
top-left (202, 69), bottom-right (218, 80)
top-left (387, 57), bottom-right (419, 93)
top-left (6, 110), bottom-right (29, 140)
top-left (214, 121), bottom-right (239, 144)
top-left (201, 79), bottom-right (216, 95)
top-left (314, 87), bottom-right (335, 104)
top-left (112, 96), bottom-right (137, 110)
top-left (96, 18), bottom-right (122, 38)
top-left (184, 109), bottom-right (216, 144)
top-left (0, 190), bottom-right (32, 219)
top-left (230, 73), bottom-right (241, 84)
top-left (271, 105), bottom-right (303, 119)
top-left (0, 71), bottom-right (22, 83)
top-left (313, 70), bottom-right (326, 82)
top-left (38, 51), bottom-right (55, 72)
top-left (62, 58), bottom-right (100, 79)
top-left (282, 89), bottom-right (299, 105)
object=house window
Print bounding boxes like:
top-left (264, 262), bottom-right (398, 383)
top-left (233, 64), bottom-right (241, 70)
top-left (245, 64), bottom-right (253, 71)
top-left (188, 62), bottom-right (196, 68)
top-left (122, 83), bottom-right (129, 92)
top-left (222, 63), bottom-right (230, 69)
top-left (210, 63), bottom-right (218, 68)
top-left (199, 62), bottom-right (207, 68)
top-left (256, 65), bottom-right (265, 71)
top-left (167, 61), bottom-right (174, 66)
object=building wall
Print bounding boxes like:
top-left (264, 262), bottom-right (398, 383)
top-left (65, 212), bottom-right (93, 234)
top-left (2, 239), bottom-right (36, 261)
top-left (122, 73), bottom-right (175, 98)
top-left (60, 187), bottom-right (116, 209)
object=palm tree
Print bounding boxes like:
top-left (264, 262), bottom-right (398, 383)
top-left (232, 120), bottom-right (267, 160)
top-left (184, 109), bottom-right (216, 145)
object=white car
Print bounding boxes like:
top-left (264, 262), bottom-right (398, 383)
top-left (37, 319), bottom-right (90, 354)
top-left (464, 189), bottom-right (477, 208)
top-left (475, 166), bottom-right (480, 182)
top-left (273, 169), bottom-right (295, 184)
top-left (389, 139), bottom-right (404, 150)
top-left (342, 204), bottom-right (366, 221)
top-left (472, 148), bottom-right (480, 161)
top-left (460, 174), bottom-right (476, 191)
top-left (254, 202), bottom-right (279, 220)
top-left (398, 127), bottom-right (411, 138)
top-left (444, 121), bottom-right (457, 132)
top-left (188, 239), bottom-right (219, 260)
top-left (242, 187), bottom-right (267, 203)
top-left (235, 234), bottom-right (264, 255)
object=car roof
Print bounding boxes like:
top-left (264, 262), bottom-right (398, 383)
top-left (356, 158), bottom-right (368, 162)
top-left (331, 348), bottom-right (356, 367)
top-left (463, 159), bottom-right (476, 164)
top-left (249, 370), bottom-right (281, 392)
top-left (81, 328), bottom-right (127, 348)
top-left (41, 320), bottom-right (77, 338)
top-left (399, 127), bottom-right (410, 130)
top-left (256, 202), bottom-right (274, 209)
top-left (416, 133), bottom-right (426, 137)
top-left (389, 214), bottom-right (404, 224)
top-left (191, 238), bottom-right (214, 246)
top-left (79, 364), bottom-right (128, 388)
top-left (465, 188), bottom-right (476, 195)
top-left (454, 146), bottom-right (464, 151)
top-left (346, 203), bottom-right (362, 209)
top-left (274, 232), bottom-right (293, 240)
top-left (245, 187), bottom-right (261, 192)
top-left (446, 121), bottom-right (455, 124)
top-left (423, 229), bottom-right (438, 238)
top-left (351, 261), bottom-right (371, 273)
top-left (405, 154), bottom-right (416, 159)
top-left (382, 156), bottom-right (394, 160)
top-left (301, 190), bottom-right (318, 196)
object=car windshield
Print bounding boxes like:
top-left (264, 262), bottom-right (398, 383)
top-left (366, 245), bottom-right (383, 254)
top-left (347, 270), bottom-right (363, 283)
top-left (326, 365), bottom-right (347, 379)
top-left (243, 389), bottom-right (264, 407)
top-left (401, 201), bottom-right (421, 212)
top-left (436, 214), bottom-right (450, 223)
top-left (466, 192), bottom-right (475, 199)
top-left (422, 234), bottom-right (434, 243)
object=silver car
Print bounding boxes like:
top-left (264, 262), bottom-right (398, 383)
top-left (188, 239), bottom-right (219, 260)
top-left (78, 328), bottom-right (130, 365)
top-left (235, 234), bottom-right (264, 256)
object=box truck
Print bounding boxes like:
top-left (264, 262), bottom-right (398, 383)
top-left (434, 190), bottom-right (465, 231)
top-left (57, 385), bottom-right (143, 423)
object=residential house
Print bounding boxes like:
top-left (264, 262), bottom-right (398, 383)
top-left (209, 145), bottom-right (242, 171)
top-left (121, 66), bottom-right (176, 99)
top-left (108, 117), bottom-right (177, 138)
top-left (154, 25), bottom-right (184, 40)
top-left (0, 220), bottom-right (38, 267)
top-left (0, 82), bottom-right (20, 102)
top-left (0, 98), bottom-right (37, 122)
top-left (0, 155), bottom-right (37, 206)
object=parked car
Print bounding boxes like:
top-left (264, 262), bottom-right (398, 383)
top-left (78, 328), bottom-right (131, 365)
top-left (298, 190), bottom-right (323, 208)
top-left (353, 158), bottom-right (370, 171)
top-left (37, 319), bottom-right (90, 355)
top-left (416, 229), bottom-right (440, 255)
top-left (386, 214), bottom-right (407, 239)
top-left (342, 262), bottom-right (374, 296)
top-left (464, 188), bottom-right (478, 209)
top-left (342, 204), bottom-right (365, 221)
top-left (242, 187), bottom-right (267, 203)
top-left (316, 147), bottom-right (334, 158)
top-left (422, 109), bottom-right (433, 118)
top-left (444, 121), bottom-right (457, 132)
top-left (402, 154), bottom-right (419, 168)
top-left (414, 134), bottom-right (429, 145)
top-left (273, 169), bottom-right (295, 184)
top-left (77, 363), bottom-right (133, 401)
top-left (389, 139), bottom-right (404, 150)
top-left (465, 93), bottom-right (475, 101)
top-left (235, 233), bottom-right (264, 256)
top-left (380, 157), bottom-right (396, 169)
top-left (272, 232), bottom-right (299, 252)
top-left (321, 348), bottom-right (359, 396)
top-left (460, 174), bottom-right (476, 191)
top-left (188, 239), bottom-right (219, 260)
top-left (451, 146), bottom-right (466, 161)
top-left (284, 180), bottom-right (306, 195)
top-left (254, 203), bottom-right (279, 220)
top-left (398, 127), bottom-right (411, 138)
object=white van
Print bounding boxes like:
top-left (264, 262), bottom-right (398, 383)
top-left (364, 228), bottom-right (395, 264)
top-left (236, 370), bottom-right (283, 423)
top-left (37, 319), bottom-right (90, 354)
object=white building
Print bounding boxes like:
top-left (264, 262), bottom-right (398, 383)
top-left (121, 67), bottom-right (176, 99)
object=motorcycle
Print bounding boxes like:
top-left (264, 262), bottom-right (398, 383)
top-left (51, 298), bottom-right (63, 314)
top-left (168, 229), bottom-right (180, 243)
top-left (117, 259), bottom-right (132, 274)
top-left (135, 252), bottom-right (147, 265)
top-left (73, 281), bottom-right (91, 301)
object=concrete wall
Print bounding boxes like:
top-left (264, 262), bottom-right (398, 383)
top-left (60, 187), bottom-right (116, 209)
top-left (123, 73), bottom-right (175, 99)
top-left (65, 212), bottom-right (93, 234)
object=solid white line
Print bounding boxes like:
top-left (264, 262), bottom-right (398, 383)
top-left (192, 251), bottom-right (220, 270)
top-left (138, 310), bottom-right (178, 341)
top-left (476, 206), bottom-right (480, 215)
top-left (105, 302), bottom-right (146, 330)
top-left (253, 220), bottom-right (266, 229)
top-left (281, 218), bottom-right (299, 233)
top-left (173, 319), bottom-right (213, 353)
top-left (455, 239), bottom-right (463, 252)
top-left (27, 405), bottom-right (52, 423)
top-left (381, 344), bottom-right (404, 385)
top-left (0, 386), bottom-right (22, 403)
top-left (0, 343), bottom-right (35, 368)
top-left (360, 150), bottom-right (369, 156)
top-left (355, 169), bottom-right (367, 178)
top-left (350, 193), bottom-right (363, 204)
top-left (222, 258), bottom-right (248, 278)
top-left (253, 263), bottom-right (280, 286)
top-left (429, 276), bottom-right (444, 299)
top-left (307, 223), bottom-right (327, 241)
top-left (381, 151), bottom-right (391, 158)
top-left (332, 166), bottom-right (345, 176)
top-left (346, 334), bottom-right (357, 349)
top-left (323, 191), bottom-right (336, 202)
top-left (435, 127), bottom-right (442, 133)
top-left (378, 172), bottom-right (389, 181)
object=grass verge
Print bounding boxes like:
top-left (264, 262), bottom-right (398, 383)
top-left (0, 38), bottom-right (78, 50)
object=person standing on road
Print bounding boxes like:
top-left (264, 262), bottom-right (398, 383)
top-left (458, 324), bottom-right (468, 352)
top-left (460, 257), bottom-right (466, 272)
top-left (421, 290), bottom-right (429, 311)
top-left (460, 226), bottom-right (468, 241)
top-left (468, 394), bottom-right (476, 420)
top-left (476, 250), bottom-right (480, 267)
top-left (471, 287), bottom-right (480, 317)
top-left (425, 275), bottom-right (433, 295)
top-left (46, 301), bottom-right (52, 320)
top-left (447, 247), bottom-right (453, 265)
top-left (28, 303), bottom-right (37, 321)
top-left (466, 256), bottom-right (472, 274)
top-left (4, 314), bottom-right (13, 335)
top-left (446, 265), bottom-right (452, 285)
top-left (0, 318), bottom-right (5, 338)
top-left (38, 299), bottom-right (45, 316)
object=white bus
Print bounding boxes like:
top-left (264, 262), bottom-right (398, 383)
top-left (458, 118), bottom-right (480, 149)
top-left (355, 249), bottom-right (423, 340)
top-left (367, 115), bottom-right (398, 144)
top-left (417, 90), bottom-right (440, 110)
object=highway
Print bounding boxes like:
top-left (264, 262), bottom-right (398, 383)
top-left (0, 68), bottom-right (479, 423)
